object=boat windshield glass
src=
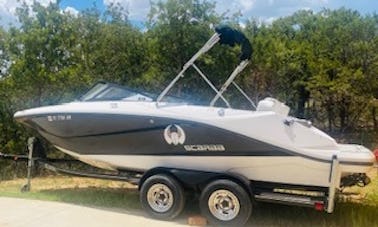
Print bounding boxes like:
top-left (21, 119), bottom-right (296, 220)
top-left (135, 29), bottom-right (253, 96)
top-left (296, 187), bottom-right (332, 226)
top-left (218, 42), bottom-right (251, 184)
top-left (80, 82), bottom-right (154, 102)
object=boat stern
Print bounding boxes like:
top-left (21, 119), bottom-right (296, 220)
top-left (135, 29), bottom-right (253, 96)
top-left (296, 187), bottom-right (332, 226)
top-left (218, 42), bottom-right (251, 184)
top-left (338, 144), bottom-right (376, 170)
top-left (336, 144), bottom-right (376, 187)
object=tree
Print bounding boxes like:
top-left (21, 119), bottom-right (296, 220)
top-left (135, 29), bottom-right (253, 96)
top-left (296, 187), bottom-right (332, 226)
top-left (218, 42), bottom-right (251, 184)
top-left (145, 0), bottom-right (242, 104)
top-left (307, 9), bottom-right (378, 132)
top-left (7, 1), bottom-right (88, 108)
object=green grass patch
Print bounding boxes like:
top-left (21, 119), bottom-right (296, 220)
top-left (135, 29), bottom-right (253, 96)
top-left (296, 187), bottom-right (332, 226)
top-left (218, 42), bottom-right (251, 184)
top-left (0, 176), bottom-right (140, 210)
top-left (247, 201), bottom-right (377, 227)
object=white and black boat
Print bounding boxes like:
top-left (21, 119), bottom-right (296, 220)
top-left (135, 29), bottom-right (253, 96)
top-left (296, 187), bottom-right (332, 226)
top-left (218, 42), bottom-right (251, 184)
top-left (13, 26), bottom-right (376, 225)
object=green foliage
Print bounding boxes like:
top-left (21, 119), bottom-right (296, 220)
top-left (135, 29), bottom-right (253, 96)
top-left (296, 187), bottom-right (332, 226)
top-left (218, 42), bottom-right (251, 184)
top-left (8, 1), bottom-right (89, 107)
top-left (0, 1), bottom-right (377, 177)
top-left (245, 8), bottom-right (378, 132)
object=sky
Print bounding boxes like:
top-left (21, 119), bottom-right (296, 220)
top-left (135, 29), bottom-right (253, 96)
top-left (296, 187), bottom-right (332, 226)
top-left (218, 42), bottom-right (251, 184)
top-left (0, 0), bottom-right (378, 28)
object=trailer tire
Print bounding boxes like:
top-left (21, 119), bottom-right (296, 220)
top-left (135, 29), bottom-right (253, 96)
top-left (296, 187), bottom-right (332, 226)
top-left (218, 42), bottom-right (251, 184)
top-left (140, 174), bottom-right (185, 220)
top-left (200, 179), bottom-right (251, 226)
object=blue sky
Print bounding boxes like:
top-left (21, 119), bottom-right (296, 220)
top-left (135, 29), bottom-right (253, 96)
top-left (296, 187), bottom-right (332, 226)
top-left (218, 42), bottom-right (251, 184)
top-left (59, 0), bottom-right (105, 12)
top-left (1, 0), bottom-right (377, 28)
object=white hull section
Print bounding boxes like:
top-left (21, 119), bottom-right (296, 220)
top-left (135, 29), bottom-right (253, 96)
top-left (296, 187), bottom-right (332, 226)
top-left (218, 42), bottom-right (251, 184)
top-left (57, 145), bottom-right (329, 187)
top-left (56, 145), bottom-right (373, 188)
top-left (95, 155), bottom-right (333, 187)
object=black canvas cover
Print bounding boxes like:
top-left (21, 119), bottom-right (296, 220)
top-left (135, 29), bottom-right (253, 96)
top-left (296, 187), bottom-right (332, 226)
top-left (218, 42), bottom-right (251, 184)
top-left (215, 25), bottom-right (252, 61)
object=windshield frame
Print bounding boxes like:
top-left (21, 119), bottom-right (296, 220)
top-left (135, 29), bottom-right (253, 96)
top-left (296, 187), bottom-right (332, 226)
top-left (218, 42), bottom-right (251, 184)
top-left (79, 81), bottom-right (156, 102)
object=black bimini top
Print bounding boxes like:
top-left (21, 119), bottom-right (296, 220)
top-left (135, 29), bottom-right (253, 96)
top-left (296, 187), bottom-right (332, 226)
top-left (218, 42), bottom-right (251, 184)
top-left (215, 25), bottom-right (253, 61)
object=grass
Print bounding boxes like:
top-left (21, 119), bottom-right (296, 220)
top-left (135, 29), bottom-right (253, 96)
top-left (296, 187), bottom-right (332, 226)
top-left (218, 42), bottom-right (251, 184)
top-left (0, 176), bottom-right (141, 210)
top-left (0, 171), bottom-right (377, 227)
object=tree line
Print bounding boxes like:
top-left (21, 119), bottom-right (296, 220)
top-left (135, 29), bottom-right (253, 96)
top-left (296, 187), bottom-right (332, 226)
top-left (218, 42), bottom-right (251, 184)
top-left (0, 0), bottom-right (377, 165)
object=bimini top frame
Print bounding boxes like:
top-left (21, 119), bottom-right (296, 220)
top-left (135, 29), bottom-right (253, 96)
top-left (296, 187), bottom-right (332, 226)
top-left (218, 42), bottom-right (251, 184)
top-left (156, 25), bottom-right (256, 109)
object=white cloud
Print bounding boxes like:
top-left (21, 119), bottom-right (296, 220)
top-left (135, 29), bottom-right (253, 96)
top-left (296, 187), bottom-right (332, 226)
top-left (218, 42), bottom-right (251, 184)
top-left (254, 0), bottom-right (328, 17)
top-left (101, 0), bottom-right (332, 24)
top-left (264, 16), bottom-right (277, 24)
top-left (1, 0), bottom-right (366, 29)
top-left (104, 0), bottom-right (150, 21)
top-left (239, 21), bottom-right (246, 29)
top-left (215, 0), bottom-right (329, 18)
top-left (63, 6), bottom-right (79, 16)
top-left (238, 0), bottom-right (256, 11)
top-left (102, 0), bottom-right (253, 21)
top-left (0, 0), bottom-right (56, 27)
top-left (0, 0), bottom-right (55, 14)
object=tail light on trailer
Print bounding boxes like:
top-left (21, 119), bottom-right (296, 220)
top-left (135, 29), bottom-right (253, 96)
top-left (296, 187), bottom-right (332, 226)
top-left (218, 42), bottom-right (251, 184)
top-left (314, 201), bottom-right (325, 211)
top-left (374, 148), bottom-right (378, 162)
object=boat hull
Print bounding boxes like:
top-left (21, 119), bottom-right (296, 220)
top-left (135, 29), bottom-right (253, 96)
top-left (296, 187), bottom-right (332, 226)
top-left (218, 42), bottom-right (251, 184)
top-left (14, 102), bottom-right (375, 188)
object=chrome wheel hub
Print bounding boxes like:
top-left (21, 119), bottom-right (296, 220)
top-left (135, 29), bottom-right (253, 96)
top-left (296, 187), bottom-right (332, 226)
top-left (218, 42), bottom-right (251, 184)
top-left (208, 189), bottom-right (240, 221)
top-left (147, 183), bottom-right (174, 213)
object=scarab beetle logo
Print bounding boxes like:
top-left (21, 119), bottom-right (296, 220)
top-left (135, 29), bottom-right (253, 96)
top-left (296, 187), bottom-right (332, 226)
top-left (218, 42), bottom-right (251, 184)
top-left (164, 124), bottom-right (186, 145)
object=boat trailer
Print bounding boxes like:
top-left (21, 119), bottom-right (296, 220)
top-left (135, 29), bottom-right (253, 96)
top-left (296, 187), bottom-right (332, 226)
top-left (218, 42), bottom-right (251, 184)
top-left (1, 137), bottom-right (375, 219)
top-left (0, 137), bottom-right (140, 192)
top-left (0, 137), bottom-right (338, 214)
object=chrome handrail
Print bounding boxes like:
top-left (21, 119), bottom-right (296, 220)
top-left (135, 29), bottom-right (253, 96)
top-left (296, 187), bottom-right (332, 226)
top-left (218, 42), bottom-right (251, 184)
top-left (156, 32), bottom-right (255, 110)
top-left (156, 33), bottom-right (222, 105)
top-left (210, 60), bottom-right (248, 106)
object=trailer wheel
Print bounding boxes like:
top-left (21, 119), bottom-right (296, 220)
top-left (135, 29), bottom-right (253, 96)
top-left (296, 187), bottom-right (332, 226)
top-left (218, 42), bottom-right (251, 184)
top-left (200, 179), bottom-right (251, 226)
top-left (140, 174), bottom-right (185, 220)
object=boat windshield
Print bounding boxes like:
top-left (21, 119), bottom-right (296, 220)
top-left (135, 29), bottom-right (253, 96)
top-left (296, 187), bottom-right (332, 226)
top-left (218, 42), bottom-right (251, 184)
top-left (80, 82), bottom-right (154, 102)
